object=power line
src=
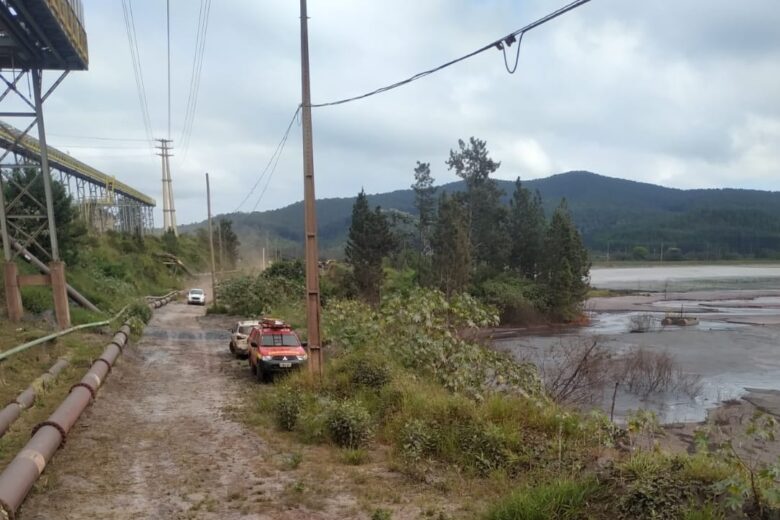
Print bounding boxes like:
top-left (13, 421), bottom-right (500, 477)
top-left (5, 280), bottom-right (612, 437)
top-left (251, 120), bottom-right (293, 212)
top-left (121, 0), bottom-right (154, 148)
top-left (167, 0), bottom-right (172, 139)
top-left (310, 0), bottom-right (590, 108)
top-left (178, 0), bottom-right (212, 162)
top-left (235, 107), bottom-right (300, 213)
top-left (48, 133), bottom-right (149, 142)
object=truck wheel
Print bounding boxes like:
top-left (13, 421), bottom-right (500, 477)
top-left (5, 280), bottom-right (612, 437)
top-left (258, 366), bottom-right (273, 384)
top-left (229, 342), bottom-right (236, 356)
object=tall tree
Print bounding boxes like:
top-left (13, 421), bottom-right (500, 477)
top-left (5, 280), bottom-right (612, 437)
top-left (411, 161), bottom-right (436, 284)
top-left (446, 137), bottom-right (509, 271)
top-left (508, 178), bottom-right (546, 279)
top-left (218, 219), bottom-right (240, 268)
top-left (542, 199), bottom-right (591, 320)
top-left (345, 190), bottom-right (396, 304)
top-left (412, 161), bottom-right (436, 252)
top-left (431, 193), bottom-right (471, 296)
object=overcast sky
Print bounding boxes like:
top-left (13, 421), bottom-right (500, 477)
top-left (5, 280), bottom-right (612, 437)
top-left (39, 0), bottom-right (780, 225)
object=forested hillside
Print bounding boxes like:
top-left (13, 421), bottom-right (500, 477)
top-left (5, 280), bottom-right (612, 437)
top-left (184, 171), bottom-right (780, 262)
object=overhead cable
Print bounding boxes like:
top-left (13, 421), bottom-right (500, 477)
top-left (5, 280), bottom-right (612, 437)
top-left (179, 0), bottom-right (212, 162)
top-left (235, 107), bottom-right (301, 213)
top-left (309, 0), bottom-right (590, 108)
top-left (120, 0), bottom-right (154, 150)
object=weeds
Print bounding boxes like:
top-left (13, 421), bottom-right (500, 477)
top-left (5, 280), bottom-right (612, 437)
top-left (485, 479), bottom-right (599, 520)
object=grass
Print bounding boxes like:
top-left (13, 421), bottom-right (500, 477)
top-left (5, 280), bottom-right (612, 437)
top-left (0, 328), bottom-right (107, 467)
top-left (484, 479), bottom-right (599, 520)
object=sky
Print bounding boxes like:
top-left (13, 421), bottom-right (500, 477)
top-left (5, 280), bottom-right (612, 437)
top-left (37, 0), bottom-right (780, 225)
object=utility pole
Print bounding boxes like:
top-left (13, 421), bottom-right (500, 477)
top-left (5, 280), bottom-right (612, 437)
top-left (206, 173), bottom-right (217, 306)
top-left (300, 0), bottom-right (323, 378)
top-left (217, 219), bottom-right (224, 271)
top-left (156, 138), bottom-right (177, 235)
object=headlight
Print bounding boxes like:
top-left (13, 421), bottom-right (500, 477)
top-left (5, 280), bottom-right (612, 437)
top-left (261, 355), bottom-right (272, 361)
top-left (297, 354), bottom-right (308, 361)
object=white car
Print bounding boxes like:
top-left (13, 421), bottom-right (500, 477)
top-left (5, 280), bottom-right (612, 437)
top-left (187, 288), bottom-right (206, 305)
top-left (229, 320), bottom-right (260, 357)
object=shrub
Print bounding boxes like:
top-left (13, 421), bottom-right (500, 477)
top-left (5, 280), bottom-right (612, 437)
top-left (347, 354), bottom-right (391, 390)
top-left (127, 301), bottom-right (152, 324)
top-left (486, 479), bottom-right (598, 520)
top-left (21, 286), bottom-right (51, 314)
top-left (326, 400), bottom-right (373, 448)
top-left (274, 388), bottom-right (302, 431)
top-left (398, 419), bottom-right (436, 462)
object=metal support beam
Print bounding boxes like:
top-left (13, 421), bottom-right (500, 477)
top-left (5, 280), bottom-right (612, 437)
top-left (32, 69), bottom-right (59, 261)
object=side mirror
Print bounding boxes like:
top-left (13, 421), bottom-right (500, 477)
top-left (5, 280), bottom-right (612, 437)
top-left (301, 341), bottom-right (308, 347)
top-left (250, 341), bottom-right (258, 348)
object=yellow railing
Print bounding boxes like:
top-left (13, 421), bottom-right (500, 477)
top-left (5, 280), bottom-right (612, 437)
top-left (42, 0), bottom-right (89, 68)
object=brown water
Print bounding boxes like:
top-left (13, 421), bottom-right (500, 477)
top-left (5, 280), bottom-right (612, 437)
top-left (497, 266), bottom-right (780, 423)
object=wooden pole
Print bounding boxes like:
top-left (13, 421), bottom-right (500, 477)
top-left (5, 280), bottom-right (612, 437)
top-left (206, 173), bottom-right (217, 306)
top-left (300, 0), bottom-right (323, 378)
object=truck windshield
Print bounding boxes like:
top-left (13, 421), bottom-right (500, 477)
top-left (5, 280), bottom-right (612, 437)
top-left (238, 326), bottom-right (255, 335)
top-left (261, 334), bottom-right (300, 346)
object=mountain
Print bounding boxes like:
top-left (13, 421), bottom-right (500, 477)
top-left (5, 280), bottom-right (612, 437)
top-left (181, 171), bottom-right (780, 262)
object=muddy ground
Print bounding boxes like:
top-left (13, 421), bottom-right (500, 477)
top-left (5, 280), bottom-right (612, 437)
top-left (17, 298), bottom-right (471, 520)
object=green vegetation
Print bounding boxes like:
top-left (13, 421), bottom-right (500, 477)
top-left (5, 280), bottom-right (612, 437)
top-left (485, 479), bottom-right (598, 520)
top-left (191, 171), bottom-right (780, 263)
top-left (229, 264), bottom-right (779, 519)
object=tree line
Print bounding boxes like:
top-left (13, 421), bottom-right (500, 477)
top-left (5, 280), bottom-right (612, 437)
top-left (344, 137), bottom-right (590, 322)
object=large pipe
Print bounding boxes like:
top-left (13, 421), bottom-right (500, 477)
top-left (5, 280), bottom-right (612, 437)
top-left (10, 239), bottom-right (100, 313)
top-left (0, 359), bottom-right (68, 438)
top-left (0, 305), bottom-right (128, 362)
top-left (0, 325), bottom-right (128, 519)
top-left (0, 297), bottom-right (175, 518)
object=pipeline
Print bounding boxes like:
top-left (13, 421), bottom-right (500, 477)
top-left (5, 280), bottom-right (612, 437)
top-left (0, 296), bottom-right (176, 519)
top-left (0, 304), bottom-right (129, 362)
top-left (0, 359), bottom-right (69, 438)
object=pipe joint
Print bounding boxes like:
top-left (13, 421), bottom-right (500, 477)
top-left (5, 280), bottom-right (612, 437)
top-left (31, 421), bottom-right (67, 447)
top-left (69, 382), bottom-right (96, 400)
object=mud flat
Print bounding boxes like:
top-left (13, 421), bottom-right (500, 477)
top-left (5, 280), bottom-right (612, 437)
top-left (498, 265), bottom-right (780, 424)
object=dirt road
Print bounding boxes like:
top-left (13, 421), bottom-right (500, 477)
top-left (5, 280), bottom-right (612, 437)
top-left (18, 299), bottom-right (305, 519)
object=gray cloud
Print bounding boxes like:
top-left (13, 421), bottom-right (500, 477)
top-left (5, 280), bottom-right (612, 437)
top-left (37, 0), bottom-right (780, 224)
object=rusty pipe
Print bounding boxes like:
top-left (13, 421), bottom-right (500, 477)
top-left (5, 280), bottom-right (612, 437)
top-left (0, 322), bottom-right (131, 519)
top-left (0, 359), bottom-right (69, 438)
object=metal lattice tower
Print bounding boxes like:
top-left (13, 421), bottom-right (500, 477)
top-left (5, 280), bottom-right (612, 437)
top-left (0, 0), bottom-right (88, 328)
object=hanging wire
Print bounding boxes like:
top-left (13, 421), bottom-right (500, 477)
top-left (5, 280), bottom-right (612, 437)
top-left (500, 32), bottom-right (525, 74)
top-left (235, 106), bottom-right (301, 212)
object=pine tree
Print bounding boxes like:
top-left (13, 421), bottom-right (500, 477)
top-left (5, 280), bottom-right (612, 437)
top-left (218, 219), bottom-right (240, 268)
top-left (412, 161), bottom-right (436, 253)
top-left (508, 178), bottom-right (546, 279)
top-left (411, 161), bottom-right (436, 284)
top-left (446, 137), bottom-right (509, 271)
top-left (345, 190), bottom-right (396, 304)
top-left (542, 199), bottom-right (591, 320)
top-left (431, 193), bottom-right (471, 296)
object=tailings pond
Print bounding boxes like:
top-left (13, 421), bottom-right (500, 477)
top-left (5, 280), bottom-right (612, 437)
top-left (495, 264), bottom-right (780, 423)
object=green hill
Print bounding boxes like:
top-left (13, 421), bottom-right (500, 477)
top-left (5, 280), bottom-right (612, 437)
top-left (183, 171), bottom-right (780, 262)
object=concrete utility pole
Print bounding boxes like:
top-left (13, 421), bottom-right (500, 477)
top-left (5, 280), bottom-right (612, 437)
top-left (156, 138), bottom-right (177, 236)
top-left (299, 0), bottom-right (323, 378)
top-left (206, 173), bottom-right (217, 306)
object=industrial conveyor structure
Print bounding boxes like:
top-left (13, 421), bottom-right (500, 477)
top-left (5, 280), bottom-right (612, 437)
top-left (0, 121), bottom-right (155, 234)
top-left (0, 0), bottom-right (152, 327)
